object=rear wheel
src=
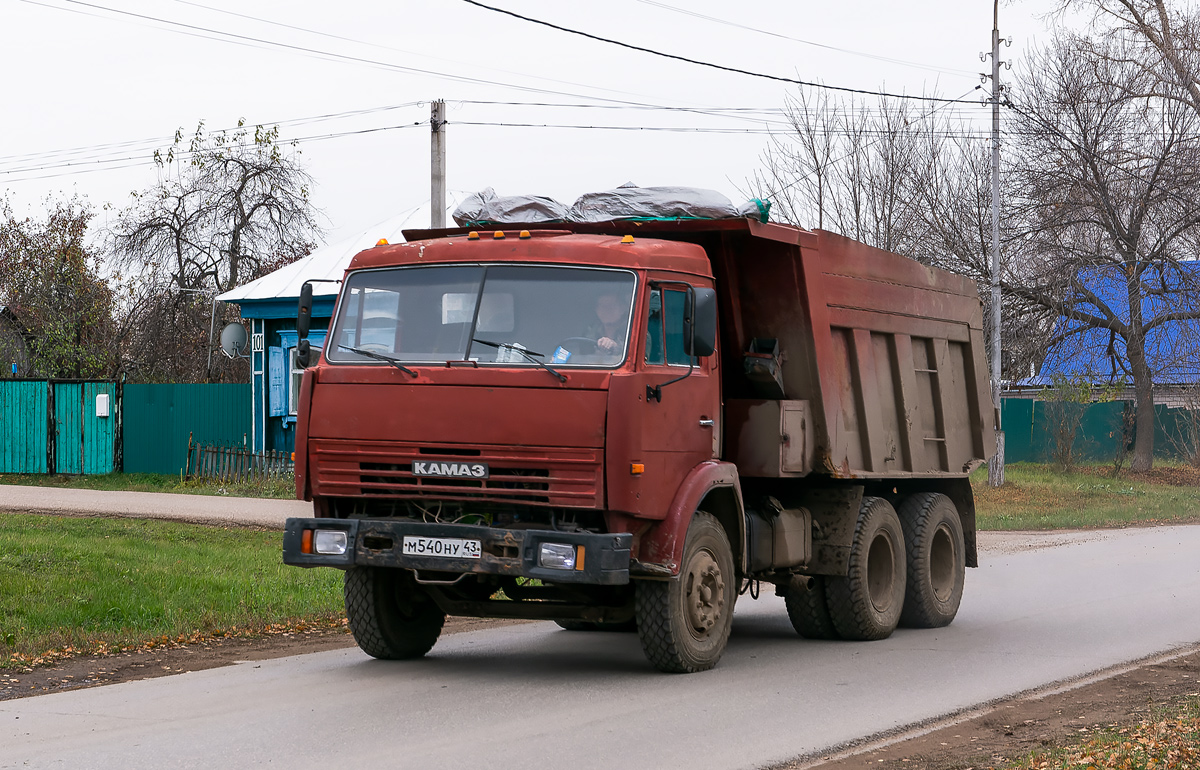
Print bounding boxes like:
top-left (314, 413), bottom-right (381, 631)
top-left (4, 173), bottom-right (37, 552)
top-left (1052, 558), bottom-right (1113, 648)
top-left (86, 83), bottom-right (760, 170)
top-left (636, 512), bottom-right (735, 673)
top-left (344, 567), bottom-right (445, 659)
top-left (824, 497), bottom-right (906, 641)
top-left (897, 493), bottom-right (965, 628)
top-left (784, 576), bottom-right (839, 640)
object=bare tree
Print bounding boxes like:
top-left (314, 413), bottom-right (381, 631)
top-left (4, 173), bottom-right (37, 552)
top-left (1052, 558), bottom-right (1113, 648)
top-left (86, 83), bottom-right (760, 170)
top-left (111, 121), bottom-right (322, 296)
top-left (1006, 32), bottom-right (1200, 471)
top-left (107, 121), bottom-right (322, 383)
top-left (749, 90), bottom-right (1044, 379)
top-left (1062, 0), bottom-right (1200, 116)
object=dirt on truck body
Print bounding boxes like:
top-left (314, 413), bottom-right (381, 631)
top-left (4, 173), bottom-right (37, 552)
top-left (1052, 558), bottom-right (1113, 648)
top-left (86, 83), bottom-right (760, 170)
top-left (283, 212), bottom-right (995, 673)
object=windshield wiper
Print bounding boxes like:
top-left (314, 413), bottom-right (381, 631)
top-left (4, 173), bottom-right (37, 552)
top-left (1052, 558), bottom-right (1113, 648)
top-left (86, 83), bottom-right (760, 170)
top-left (472, 338), bottom-right (567, 383)
top-left (338, 345), bottom-right (418, 378)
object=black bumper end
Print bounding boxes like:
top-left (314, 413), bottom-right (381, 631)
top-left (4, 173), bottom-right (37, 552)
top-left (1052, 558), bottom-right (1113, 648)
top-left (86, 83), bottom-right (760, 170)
top-left (282, 518), bottom-right (632, 585)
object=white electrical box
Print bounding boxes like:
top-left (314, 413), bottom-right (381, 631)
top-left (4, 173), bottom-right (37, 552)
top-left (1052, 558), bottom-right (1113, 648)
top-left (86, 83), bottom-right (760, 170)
top-left (96, 393), bottom-right (110, 418)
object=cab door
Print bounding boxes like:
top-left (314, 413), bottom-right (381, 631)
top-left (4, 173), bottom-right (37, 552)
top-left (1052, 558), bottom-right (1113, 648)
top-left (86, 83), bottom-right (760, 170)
top-left (627, 281), bottom-right (720, 518)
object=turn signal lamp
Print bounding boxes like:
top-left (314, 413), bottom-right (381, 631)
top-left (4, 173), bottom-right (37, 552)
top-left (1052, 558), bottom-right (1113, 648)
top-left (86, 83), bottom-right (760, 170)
top-left (493, 231), bottom-right (506, 240)
top-left (630, 463), bottom-right (645, 475)
top-left (574, 545), bottom-right (585, 571)
top-left (519, 230), bottom-right (531, 239)
top-left (314, 530), bottom-right (348, 556)
top-left (467, 231), bottom-right (480, 240)
top-left (538, 542), bottom-right (576, 570)
top-left (621, 235), bottom-right (635, 244)
top-left (376, 238), bottom-right (389, 246)
top-left (301, 529), bottom-right (314, 554)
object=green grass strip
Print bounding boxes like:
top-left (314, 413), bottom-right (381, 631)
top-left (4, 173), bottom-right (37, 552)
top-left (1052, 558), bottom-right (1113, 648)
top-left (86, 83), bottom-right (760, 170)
top-left (0, 514), bottom-right (343, 669)
top-left (0, 472), bottom-right (297, 499)
top-left (974, 463), bottom-right (1200, 531)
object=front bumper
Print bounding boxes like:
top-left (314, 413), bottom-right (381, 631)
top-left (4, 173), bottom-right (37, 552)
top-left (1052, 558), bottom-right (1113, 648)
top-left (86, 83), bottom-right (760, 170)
top-left (283, 518), bottom-right (632, 585)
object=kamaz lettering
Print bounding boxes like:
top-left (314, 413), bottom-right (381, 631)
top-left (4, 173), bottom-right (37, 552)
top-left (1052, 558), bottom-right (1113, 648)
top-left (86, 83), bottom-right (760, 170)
top-left (411, 461), bottom-right (489, 479)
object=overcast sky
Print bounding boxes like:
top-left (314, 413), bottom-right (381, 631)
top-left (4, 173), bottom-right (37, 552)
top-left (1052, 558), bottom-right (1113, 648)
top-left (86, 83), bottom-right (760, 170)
top-left (1, 0), bottom-right (1061, 244)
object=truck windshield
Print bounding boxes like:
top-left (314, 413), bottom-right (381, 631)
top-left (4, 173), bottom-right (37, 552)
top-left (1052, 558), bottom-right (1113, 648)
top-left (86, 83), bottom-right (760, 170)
top-left (326, 264), bottom-right (637, 368)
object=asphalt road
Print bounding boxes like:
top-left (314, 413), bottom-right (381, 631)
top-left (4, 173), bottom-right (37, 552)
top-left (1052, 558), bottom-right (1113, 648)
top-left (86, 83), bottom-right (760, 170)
top-left (4, 525), bottom-right (1200, 770)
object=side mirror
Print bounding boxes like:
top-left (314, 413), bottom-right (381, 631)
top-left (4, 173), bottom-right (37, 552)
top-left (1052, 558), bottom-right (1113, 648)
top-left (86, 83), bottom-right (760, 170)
top-left (684, 287), bottom-right (717, 357)
top-left (296, 338), bottom-right (311, 368)
top-left (297, 283), bottom-right (313, 339)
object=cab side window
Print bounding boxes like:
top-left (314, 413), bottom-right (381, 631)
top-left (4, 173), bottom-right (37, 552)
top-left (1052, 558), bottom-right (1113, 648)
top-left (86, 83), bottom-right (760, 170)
top-left (644, 288), bottom-right (695, 366)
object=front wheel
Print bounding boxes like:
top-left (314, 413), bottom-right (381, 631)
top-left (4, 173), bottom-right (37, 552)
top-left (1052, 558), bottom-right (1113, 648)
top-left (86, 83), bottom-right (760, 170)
top-left (344, 567), bottom-right (445, 659)
top-left (635, 511), bottom-right (736, 673)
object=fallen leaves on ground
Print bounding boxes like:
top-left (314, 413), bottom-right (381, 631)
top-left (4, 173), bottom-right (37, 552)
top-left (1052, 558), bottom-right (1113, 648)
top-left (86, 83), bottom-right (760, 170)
top-left (1, 616), bottom-right (349, 671)
top-left (1001, 698), bottom-right (1200, 769)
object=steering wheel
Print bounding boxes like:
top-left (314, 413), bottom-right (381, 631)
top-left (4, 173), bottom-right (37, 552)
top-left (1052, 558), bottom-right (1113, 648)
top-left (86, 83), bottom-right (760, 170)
top-left (555, 337), bottom-right (599, 353)
top-left (354, 342), bottom-right (392, 353)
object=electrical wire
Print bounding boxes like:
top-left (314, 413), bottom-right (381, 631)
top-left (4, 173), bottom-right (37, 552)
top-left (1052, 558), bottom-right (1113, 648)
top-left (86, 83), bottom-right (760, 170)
top-left (634, 0), bottom-right (980, 78)
top-left (460, 0), bottom-right (984, 105)
top-left (16, 0), bottom-right (707, 110)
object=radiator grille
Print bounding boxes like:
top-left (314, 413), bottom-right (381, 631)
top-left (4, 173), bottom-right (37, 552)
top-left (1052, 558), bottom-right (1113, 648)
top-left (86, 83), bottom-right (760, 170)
top-left (310, 439), bottom-right (602, 508)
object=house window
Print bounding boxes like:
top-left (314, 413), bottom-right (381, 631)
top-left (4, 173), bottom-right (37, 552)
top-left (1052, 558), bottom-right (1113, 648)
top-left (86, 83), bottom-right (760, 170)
top-left (289, 347), bottom-right (303, 415)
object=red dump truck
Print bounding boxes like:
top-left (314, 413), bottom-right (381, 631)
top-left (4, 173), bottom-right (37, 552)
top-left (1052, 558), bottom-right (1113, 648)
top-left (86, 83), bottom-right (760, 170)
top-left (283, 216), bottom-right (994, 673)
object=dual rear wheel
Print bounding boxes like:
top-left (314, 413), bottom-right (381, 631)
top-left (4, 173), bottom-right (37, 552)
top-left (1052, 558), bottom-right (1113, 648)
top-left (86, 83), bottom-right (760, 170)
top-left (785, 493), bottom-right (965, 641)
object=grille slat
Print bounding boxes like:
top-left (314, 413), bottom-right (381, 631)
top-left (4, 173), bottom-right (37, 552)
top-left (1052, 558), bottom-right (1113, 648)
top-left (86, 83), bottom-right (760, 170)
top-left (311, 439), bottom-right (602, 508)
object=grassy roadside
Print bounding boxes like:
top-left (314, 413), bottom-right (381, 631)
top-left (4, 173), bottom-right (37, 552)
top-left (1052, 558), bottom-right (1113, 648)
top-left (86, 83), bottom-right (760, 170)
top-left (0, 513), bottom-right (343, 671)
top-left (973, 462), bottom-right (1200, 530)
top-left (999, 696), bottom-right (1200, 769)
top-left (0, 472), bottom-right (296, 499)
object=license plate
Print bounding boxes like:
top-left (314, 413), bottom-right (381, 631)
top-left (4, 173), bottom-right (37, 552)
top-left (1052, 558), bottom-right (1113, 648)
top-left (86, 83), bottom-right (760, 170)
top-left (402, 536), bottom-right (482, 559)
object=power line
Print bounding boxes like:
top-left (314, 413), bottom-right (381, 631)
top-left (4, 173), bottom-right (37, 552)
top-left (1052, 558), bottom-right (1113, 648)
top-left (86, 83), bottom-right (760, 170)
top-left (18, 0), bottom-right (715, 111)
top-left (634, 0), bottom-right (980, 78)
top-left (452, 120), bottom-right (991, 139)
top-left (0, 123), bottom-right (428, 181)
top-left (460, 0), bottom-right (984, 105)
top-left (163, 0), bottom-right (676, 110)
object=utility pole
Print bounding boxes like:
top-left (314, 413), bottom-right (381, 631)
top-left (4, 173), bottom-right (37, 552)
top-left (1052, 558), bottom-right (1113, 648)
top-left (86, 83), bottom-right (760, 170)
top-left (431, 99), bottom-right (447, 229)
top-left (986, 1), bottom-right (1007, 487)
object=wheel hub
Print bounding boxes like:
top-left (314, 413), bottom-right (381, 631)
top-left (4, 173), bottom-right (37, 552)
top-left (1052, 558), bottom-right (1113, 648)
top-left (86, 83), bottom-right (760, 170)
top-left (685, 550), bottom-right (725, 634)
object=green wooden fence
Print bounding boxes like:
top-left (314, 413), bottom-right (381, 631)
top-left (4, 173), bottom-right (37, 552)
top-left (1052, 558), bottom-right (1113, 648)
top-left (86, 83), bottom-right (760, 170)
top-left (0, 380), bottom-right (49, 473)
top-left (0, 380), bottom-right (115, 474)
top-left (1001, 398), bottom-right (1197, 463)
top-left (122, 384), bottom-right (251, 475)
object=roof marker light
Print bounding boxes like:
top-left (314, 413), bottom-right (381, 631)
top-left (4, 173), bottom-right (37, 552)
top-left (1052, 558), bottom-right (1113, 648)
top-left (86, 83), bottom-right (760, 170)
top-left (494, 231), bottom-right (506, 240)
top-left (519, 230), bottom-right (531, 239)
top-left (467, 232), bottom-right (480, 240)
top-left (621, 235), bottom-right (635, 244)
top-left (376, 238), bottom-right (389, 246)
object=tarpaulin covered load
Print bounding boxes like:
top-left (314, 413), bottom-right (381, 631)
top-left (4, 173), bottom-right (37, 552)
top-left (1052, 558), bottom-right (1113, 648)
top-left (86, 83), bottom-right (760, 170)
top-left (452, 184), bottom-right (770, 227)
top-left (568, 184), bottom-right (769, 223)
top-left (452, 187), bottom-right (569, 227)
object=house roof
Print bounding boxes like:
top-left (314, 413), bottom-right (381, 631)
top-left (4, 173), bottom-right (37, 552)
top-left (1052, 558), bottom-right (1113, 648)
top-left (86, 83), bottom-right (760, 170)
top-left (216, 212), bottom-right (418, 305)
top-left (1024, 261), bottom-right (1200, 386)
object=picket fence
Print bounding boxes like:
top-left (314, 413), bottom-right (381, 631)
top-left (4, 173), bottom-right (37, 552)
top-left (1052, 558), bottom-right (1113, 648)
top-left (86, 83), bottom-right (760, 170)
top-left (186, 434), bottom-right (292, 482)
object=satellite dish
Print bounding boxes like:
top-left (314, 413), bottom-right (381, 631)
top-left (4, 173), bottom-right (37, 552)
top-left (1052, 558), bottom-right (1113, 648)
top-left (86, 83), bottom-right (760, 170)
top-left (219, 322), bottom-right (249, 359)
